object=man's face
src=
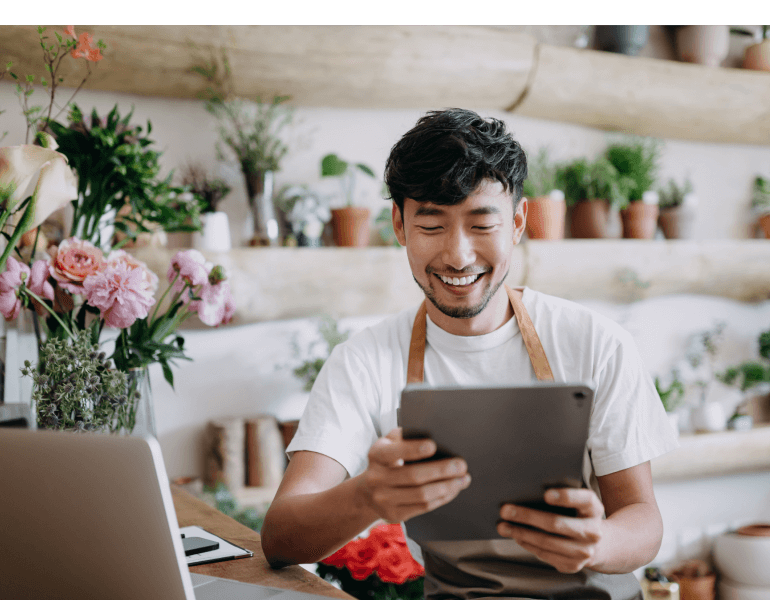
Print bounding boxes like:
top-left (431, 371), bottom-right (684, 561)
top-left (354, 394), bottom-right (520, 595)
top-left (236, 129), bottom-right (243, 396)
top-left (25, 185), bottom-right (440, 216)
top-left (392, 180), bottom-right (527, 325)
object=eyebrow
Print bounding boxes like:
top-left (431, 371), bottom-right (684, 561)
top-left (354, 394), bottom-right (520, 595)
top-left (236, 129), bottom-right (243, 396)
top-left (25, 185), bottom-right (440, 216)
top-left (413, 205), bottom-right (502, 217)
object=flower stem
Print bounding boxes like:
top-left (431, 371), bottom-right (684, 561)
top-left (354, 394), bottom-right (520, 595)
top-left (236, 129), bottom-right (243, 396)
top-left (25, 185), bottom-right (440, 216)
top-left (23, 289), bottom-right (74, 339)
top-left (151, 272), bottom-right (179, 324)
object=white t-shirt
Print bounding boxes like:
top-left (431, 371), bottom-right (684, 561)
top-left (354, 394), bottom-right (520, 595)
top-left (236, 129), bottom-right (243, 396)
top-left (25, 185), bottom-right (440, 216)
top-left (287, 286), bottom-right (679, 501)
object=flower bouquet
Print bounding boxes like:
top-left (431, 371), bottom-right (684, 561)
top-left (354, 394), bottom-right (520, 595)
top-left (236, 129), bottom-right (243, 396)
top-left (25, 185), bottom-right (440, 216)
top-left (316, 523), bottom-right (424, 600)
top-left (6, 240), bottom-right (234, 433)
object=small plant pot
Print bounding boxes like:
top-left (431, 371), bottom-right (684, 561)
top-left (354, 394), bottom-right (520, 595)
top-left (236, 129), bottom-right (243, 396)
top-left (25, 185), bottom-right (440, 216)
top-left (193, 212), bottom-right (232, 252)
top-left (594, 25), bottom-right (649, 56)
top-left (621, 201), bottom-right (659, 239)
top-left (743, 40), bottom-right (770, 72)
top-left (676, 25), bottom-right (730, 67)
top-left (331, 207), bottom-right (371, 247)
top-left (672, 574), bottom-right (716, 600)
top-left (659, 206), bottom-right (696, 239)
top-left (758, 214), bottom-right (770, 239)
top-left (691, 402), bottom-right (727, 433)
top-left (569, 199), bottom-right (611, 239)
top-left (525, 195), bottom-right (566, 240)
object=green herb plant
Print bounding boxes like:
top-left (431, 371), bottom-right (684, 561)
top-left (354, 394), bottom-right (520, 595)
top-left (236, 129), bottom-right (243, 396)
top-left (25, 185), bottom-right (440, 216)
top-left (202, 482), bottom-right (265, 532)
top-left (21, 329), bottom-right (138, 433)
top-left (561, 157), bottom-right (634, 210)
top-left (179, 163), bottom-right (231, 213)
top-left (522, 148), bottom-right (565, 199)
top-left (321, 154), bottom-right (376, 207)
top-left (751, 176), bottom-right (770, 215)
top-left (47, 104), bottom-right (202, 247)
top-left (654, 370), bottom-right (685, 413)
top-left (292, 316), bottom-right (350, 392)
top-left (605, 138), bottom-right (661, 202)
top-left (686, 321), bottom-right (726, 404)
top-left (658, 178), bottom-right (694, 209)
top-left (720, 328), bottom-right (770, 392)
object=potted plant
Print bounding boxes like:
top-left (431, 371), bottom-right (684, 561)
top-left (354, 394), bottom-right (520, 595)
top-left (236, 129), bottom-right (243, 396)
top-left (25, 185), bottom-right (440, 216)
top-left (657, 177), bottom-right (696, 239)
top-left (751, 175), bottom-right (770, 238)
top-left (594, 25), bottom-right (650, 56)
top-left (606, 139), bottom-right (661, 239)
top-left (743, 25), bottom-right (770, 71)
top-left (668, 559), bottom-right (716, 600)
top-left (562, 157), bottom-right (632, 239)
top-left (686, 322), bottom-right (730, 433)
top-left (655, 370), bottom-right (686, 435)
top-left (274, 185), bottom-right (331, 247)
top-left (321, 153), bottom-right (376, 247)
top-left (522, 148), bottom-right (566, 240)
top-left (181, 163), bottom-right (232, 252)
top-left (719, 327), bottom-right (770, 429)
top-left (675, 25), bottom-right (731, 67)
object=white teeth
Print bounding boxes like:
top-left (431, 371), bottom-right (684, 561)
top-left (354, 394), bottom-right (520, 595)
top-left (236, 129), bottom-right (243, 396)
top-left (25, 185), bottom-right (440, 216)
top-left (439, 273), bottom-right (481, 286)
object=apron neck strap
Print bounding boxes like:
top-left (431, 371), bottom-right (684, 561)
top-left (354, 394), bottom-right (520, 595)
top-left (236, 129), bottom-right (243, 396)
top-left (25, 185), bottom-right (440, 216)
top-left (407, 285), bottom-right (554, 384)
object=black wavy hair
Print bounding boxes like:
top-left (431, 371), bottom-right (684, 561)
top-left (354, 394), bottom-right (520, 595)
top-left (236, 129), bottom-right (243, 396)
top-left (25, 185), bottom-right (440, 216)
top-left (384, 108), bottom-right (528, 217)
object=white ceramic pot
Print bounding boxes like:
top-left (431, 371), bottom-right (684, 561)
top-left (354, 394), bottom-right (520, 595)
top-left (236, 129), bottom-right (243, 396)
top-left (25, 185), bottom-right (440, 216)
top-left (713, 528), bottom-right (770, 587)
top-left (691, 402), bottom-right (727, 433)
top-left (193, 211), bottom-right (232, 252)
top-left (718, 577), bottom-right (770, 600)
top-left (676, 25), bottom-right (730, 67)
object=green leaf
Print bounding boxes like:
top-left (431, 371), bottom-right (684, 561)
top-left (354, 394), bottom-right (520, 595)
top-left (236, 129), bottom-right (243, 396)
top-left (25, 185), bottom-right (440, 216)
top-left (160, 359), bottom-right (174, 389)
top-left (55, 32), bottom-right (62, 44)
top-left (26, 74), bottom-right (34, 83)
top-left (321, 153), bottom-right (348, 177)
top-left (356, 163), bottom-right (376, 178)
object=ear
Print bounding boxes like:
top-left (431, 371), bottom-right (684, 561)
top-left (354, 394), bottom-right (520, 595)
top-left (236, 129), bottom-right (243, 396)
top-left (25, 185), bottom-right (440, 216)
top-left (392, 202), bottom-right (407, 246)
top-left (513, 197), bottom-right (528, 245)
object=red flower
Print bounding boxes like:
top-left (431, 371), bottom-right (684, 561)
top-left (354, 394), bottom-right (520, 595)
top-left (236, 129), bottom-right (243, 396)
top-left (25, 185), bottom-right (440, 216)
top-left (346, 540), bottom-right (378, 581)
top-left (69, 31), bottom-right (103, 63)
top-left (321, 543), bottom-right (352, 569)
top-left (63, 25), bottom-right (75, 37)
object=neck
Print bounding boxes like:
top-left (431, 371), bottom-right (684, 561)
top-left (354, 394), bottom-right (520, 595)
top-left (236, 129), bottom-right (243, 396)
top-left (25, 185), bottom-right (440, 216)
top-left (425, 286), bottom-right (515, 336)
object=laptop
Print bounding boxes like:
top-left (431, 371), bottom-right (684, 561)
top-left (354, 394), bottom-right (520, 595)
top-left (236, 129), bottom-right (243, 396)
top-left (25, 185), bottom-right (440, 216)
top-left (0, 428), bottom-right (335, 600)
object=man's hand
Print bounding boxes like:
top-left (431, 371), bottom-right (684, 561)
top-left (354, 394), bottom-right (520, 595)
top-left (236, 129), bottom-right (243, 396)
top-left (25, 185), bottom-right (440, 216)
top-left (357, 428), bottom-right (471, 524)
top-left (497, 488), bottom-right (607, 574)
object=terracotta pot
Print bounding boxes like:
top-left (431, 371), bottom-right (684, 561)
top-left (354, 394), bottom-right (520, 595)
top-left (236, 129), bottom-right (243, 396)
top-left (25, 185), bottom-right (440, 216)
top-left (569, 199), bottom-right (611, 239)
top-left (743, 40), bottom-right (770, 72)
top-left (672, 574), bottom-right (716, 600)
top-left (758, 214), bottom-right (770, 239)
top-left (331, 207), bottom-right (371, 247)
top-left (525, 196), bottom-right (566, 240)
top-left (621, 201), bottom-right (660, 239)
top-left (659, 206), bottom-right (696, 239)
top-left (676, 25), bottom-right (730, 67)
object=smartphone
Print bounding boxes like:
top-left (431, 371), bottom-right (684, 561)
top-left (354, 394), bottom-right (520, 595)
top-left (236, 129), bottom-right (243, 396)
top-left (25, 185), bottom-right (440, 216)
top-left (182, 536), bottom-right (219, 556)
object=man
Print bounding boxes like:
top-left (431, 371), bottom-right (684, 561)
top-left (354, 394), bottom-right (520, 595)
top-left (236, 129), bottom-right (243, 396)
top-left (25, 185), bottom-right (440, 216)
top-left (261, 109), bottom-right (678, 600)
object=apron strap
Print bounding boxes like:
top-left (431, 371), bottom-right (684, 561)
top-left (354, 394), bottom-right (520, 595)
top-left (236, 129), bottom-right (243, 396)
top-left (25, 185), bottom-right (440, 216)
top-left (407, 286), bottom-right (554, 384)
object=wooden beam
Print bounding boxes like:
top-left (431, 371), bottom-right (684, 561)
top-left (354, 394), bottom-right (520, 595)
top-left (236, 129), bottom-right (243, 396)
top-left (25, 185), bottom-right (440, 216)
top-left (514, 44), bottom-right (770, 145)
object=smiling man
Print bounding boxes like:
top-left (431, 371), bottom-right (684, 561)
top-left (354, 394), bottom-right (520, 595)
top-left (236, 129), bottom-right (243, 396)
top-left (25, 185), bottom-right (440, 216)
top-left (261, 109), bottom-right (678, 600)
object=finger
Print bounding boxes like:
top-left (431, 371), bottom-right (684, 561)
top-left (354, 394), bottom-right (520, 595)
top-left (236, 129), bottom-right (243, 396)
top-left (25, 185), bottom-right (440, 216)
top-left (385, 457), bottom-right (468, 487)
top-left (396, 479), bottom-right (471, 521)
top-left (514, 539), bottom-right (586, 575)
top-left (374, 474), bottom-right (471, 507)
top-left (499, 504), bottom-right (601, 542)
top-left (545, 488), bottom-right (604, 518)
top-left (369, 436), bottom-right (437, 467)
top-left (497, 521), bottom-right (597, 562)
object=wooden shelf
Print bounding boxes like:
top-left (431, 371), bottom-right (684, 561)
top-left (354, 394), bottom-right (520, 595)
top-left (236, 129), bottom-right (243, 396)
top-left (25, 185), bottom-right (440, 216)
top-left (651, 424), bottom-right (770, 481)
top-left (1, 25), bottom-right (768, 144)
top-left (131, 240), bottom-right (770, 325)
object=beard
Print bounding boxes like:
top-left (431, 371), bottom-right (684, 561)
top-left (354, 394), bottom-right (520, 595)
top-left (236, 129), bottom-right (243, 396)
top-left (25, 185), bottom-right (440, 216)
top-left (414, 268), bottom-right (509, 319)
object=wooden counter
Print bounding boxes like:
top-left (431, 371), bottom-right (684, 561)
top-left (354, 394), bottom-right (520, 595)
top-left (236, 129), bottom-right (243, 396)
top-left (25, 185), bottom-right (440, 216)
top-left (171, 484), bottom-right (352, 598)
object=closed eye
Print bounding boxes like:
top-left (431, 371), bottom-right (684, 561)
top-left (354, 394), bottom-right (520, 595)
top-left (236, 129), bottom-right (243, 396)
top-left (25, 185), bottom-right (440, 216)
top-left (418, 226), bottom-right (442, 232)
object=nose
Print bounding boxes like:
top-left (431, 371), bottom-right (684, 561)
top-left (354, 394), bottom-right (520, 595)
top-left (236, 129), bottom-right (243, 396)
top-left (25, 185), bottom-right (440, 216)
top-left (441, 226), bottom-right (476, 271)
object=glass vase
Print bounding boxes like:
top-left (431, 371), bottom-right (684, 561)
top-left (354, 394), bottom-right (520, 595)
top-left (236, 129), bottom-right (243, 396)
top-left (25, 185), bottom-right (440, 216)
top-left (126, 367), bottom-right (156, 438)
top-left (242, 169), bottom-right (279, 246)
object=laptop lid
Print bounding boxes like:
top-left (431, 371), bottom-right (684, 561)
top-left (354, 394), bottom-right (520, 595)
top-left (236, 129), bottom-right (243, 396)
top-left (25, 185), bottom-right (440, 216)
top-left (0, 428), bottom-right (195, 600)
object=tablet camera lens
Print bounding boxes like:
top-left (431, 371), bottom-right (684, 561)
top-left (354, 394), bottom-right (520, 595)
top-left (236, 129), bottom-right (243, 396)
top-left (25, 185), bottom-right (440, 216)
top-left (574, 391), bottom-right (586, 400)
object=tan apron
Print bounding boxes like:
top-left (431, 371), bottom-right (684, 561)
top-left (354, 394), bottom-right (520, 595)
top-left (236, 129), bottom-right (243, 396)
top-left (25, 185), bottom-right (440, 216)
top-left (405, 285), bottom-right (643, 600)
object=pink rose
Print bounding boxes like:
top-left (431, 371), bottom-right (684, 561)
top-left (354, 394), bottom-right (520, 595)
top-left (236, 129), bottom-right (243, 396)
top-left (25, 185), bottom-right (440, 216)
top-left (189, 281), bottom-right (236, 327)
top-left (0, 256), bottom-right (30, 320)
top-left (83, 260), bottom-right (156, 329)
top-left (49, 237), bottom-right (104, 294)
top-left (106, 250), bottom-right (159, 295)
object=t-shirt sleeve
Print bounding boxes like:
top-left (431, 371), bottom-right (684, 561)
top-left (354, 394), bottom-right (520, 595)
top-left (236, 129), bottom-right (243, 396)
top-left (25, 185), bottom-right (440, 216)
top-left (285, 341), bottom-right (380, 478)
top-left (588, 330), bottom-right (679, 477)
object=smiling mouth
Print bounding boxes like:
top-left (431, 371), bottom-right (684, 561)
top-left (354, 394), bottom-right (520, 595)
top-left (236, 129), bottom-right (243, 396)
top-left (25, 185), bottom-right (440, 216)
top-left (434, 272), bottom-right (484, 287)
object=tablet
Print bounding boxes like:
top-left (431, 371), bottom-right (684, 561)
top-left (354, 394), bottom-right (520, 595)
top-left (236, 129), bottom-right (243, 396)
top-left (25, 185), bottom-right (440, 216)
top-left (397, 382), bottom-right (594, 542)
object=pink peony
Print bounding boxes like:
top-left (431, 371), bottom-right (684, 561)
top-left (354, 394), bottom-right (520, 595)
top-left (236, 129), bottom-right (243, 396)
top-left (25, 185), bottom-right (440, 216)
top-left (167, 249), bottom-right (209, 293)
top-left (49, 237), bottom-right (104, 294)
top-left (27, 259), bottom-right (56, 316)
top-left (106, 250), bottom-right (159, 295)
top-left (0, 256), bottom-right (30, 320)
top-left (189, 281), bottom-right (236, 327)
top-left (83, 260), bottom-right (156, 329)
